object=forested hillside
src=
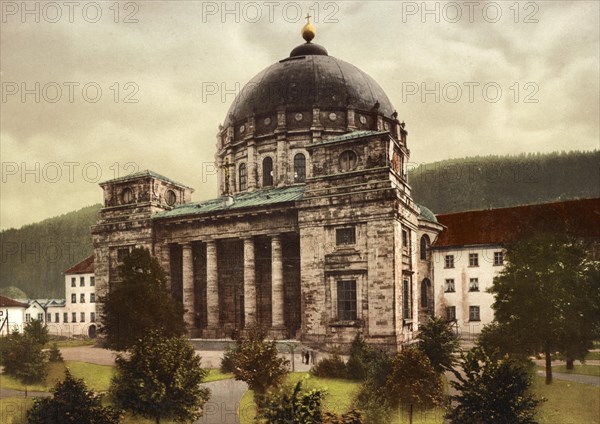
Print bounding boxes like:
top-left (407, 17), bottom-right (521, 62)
top-left (1, 151), bottom-right (598, 298)
top-left (409, 150), bottom-right (599, 214)
top-left (0, 204), bottom-right (101, 298)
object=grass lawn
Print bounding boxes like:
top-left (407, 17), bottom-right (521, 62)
top-left (534, 376), bottom-right (600, 424)
top-left (551, 364), bottom-right (600, 377)
top-left (585, 351), bottom-right (600, 361)
top-left (48, 339), bottom-right (96, 348)
top-left (204, 368), bottom-right (234, 383)
top-left (0, 397), bottom-right (34, 424)
top-left (0, 361), bottom-right (113, 393)
top-left (238, 372), bottom-right (446, 424)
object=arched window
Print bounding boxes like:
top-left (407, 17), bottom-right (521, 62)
top-left (263, 157), bottom-right (273, 187)
top-left (294, 153), bottom-right (306, 183)
top-left (421, 278), bottom-right (431, 308)
top-left (420, 235), bottom-right (430, 260)
top-left (238, 163), bottom-right (247, 191)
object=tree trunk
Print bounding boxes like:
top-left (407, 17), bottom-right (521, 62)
top-left (566, 358), bottom-right (574, 369)
top-left (155, 417), bottom-right (160, 424)
top-left (409, 404), bottom-right (413, 424)
top-left (545, 349), bottom-right (553, 384)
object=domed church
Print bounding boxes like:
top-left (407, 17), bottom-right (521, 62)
top-left (92, 21), bottom-right (443, 349)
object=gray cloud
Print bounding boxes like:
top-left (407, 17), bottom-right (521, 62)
top-left (1, 0), bottom-right (598, 229)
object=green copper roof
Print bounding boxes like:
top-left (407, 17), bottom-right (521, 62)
top-left (100, 170), bottom-right (192, 189)
top-left (154, 185), bottom-right (305, 219)
top-left (310, 130), bottom-right (389, 146)
top-left (417, 204), bottom-right (438, 223)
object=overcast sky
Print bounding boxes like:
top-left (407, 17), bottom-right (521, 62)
top-left (1, 1), bottom-right (598, 230)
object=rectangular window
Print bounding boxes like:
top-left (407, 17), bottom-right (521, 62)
top-left (90, 293), bottom-right (96, 303)
top-left (47, 313), bottom-right (52, 322)
top-left (90, 276), bottom-right (95, 286)
top-left (71, 277), bottom-right (76, 287)
top-left (55, 313), bottom-right (59, 323)
top-left (72, 312), bottom-right (77, 323)
top-left (445, 306), bottom-right (456, 321)
top-left (80, 312), bottom-right (85, 323)
top-left (402, 278), bottom-right (412, 320)
top-left (444, 255), bottom-right (454, 268)
top-left (469, 306), bottom-right (481, 321)
top-left (80, 293), bottom-right (85, 303)
top-left (469, 278), bottom-right (479, 292)
top-left (445, 279), bottom-right (455, 293)
top-left (63, 312), bottom-right (68, 323)
top-left (494, 251), bottom-right (504, 266)
top-left (37, 313), bottom-right (43, 321)
top-left (80, 276), bottom-right (85, 287)
top-left (336, 227), bottom-right (356, 246)
top-left (90, 312), bottom-right (96, 322)
top-left (402, 230), bottom-right (409, 248)
top-left (25, 313), bottom-right (31, 322)
top-left (469, 253), bottom-right (479, 267)
top-left (71, 293), bottom-right (76, 303)
top-left (337, 280), bottom-right (357, 321)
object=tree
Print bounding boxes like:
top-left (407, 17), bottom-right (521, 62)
top-left (27, 369), bottom-right (121, 424)
top-left (48, 343), bottom-right (64, 362)
top-left (24, 318), bottom-right (49, 346)
top-left (110, 332), bottom-right (210, 424)
top-left (384, 348), bottom-right (443, 424)
top-left (489, 232), bottom-right (600, 383)
top-left (346, 334), bottom-right (371, 380)
top-left (229, 325), bottom-right (289, 407)
top-left (100, 247), bottom-right (186, 350)
top-left (1, 320), bottom-right (50, 387)
top-left (417, 316), bottom-right (460, 374)
top-left (447, 347), bottom-right (542, 424)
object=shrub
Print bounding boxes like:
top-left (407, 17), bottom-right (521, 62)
top-left (346, 335), bottom-right (371, 380)
top-left (220, 345), bottom-right (237, 373)
top-left (311, 351), bottom-right (347, 379)
top-left (48, 343), bottom-right (64, 362)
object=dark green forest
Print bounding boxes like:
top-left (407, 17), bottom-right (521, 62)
top-left (409, 150), bottom-right (599, 214)
top-left (0, 204), bottom-right (100, 298)
top-left (1, 151), bottom-right (598, 298)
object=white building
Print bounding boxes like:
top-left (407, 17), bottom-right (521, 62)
top-left (24, 299), bottom-right (47, 325)
top-left (62, 255), bottom-right (97, 338)
top-left (0, 295), bottom-right (28, 335)
top-left (432, 198), bottom-right (600, 339)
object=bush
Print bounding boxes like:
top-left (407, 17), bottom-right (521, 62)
top-left (220, 346), bottom-right (237, 373)
top-left (311, 351), bottom-right (347, 379)
top-left (262, 380), bottom-right (325, 423)
top-left (346, 335), bottom-right (371, 380)
top-left (48, 343), bottom-right (64, 362)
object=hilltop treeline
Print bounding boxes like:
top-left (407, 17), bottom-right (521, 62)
top-left (0, 204), bottom-right (101, 298)
top-left (409, 150), bottom-right (599, 214)
top-left (1, 151), bottom-right (598, 298)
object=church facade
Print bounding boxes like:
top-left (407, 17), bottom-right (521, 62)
top-left (92, 24), bottom-right (443, 349)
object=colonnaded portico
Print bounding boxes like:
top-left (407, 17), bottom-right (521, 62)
top-left (163, 232), bottom-right (301, 339)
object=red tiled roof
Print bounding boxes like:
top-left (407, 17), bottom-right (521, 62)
top-left (434, 198), bottom-right (600, 248)
top-left (64, 255), bottom-right (94, 274)
top-left (0, 295), bottom-right (28, 308)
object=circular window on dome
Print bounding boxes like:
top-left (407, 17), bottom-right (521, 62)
top-left (359, 115), bottom-right (367, 125)
top-left (329, 112), bottom-right (337, 121)
top-left (121, 187), bottom-right (134, 204)
top-left (294, 113), bottom-right (303, 122)
top-left (264, 117), bottom-right (272, 126)
top-left (339, 150), bottom-right (358, 172)
top-left (240, 125), bottom-right (245, 133)
top-left (165, 189), bottom-right (177, 206)
top-left (384, 122), bottom-right (390, 130)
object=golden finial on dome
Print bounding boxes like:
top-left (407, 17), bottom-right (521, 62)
top-left (301, 14), bottom-right (316, 43)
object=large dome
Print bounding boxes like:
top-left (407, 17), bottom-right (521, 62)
top-left (223, 48), bottom-right (396, 127)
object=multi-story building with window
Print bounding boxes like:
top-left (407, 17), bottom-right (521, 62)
top-left (433, 198), bottom-right (600, 339)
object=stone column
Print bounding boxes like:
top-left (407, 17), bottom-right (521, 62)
top-left (243, 237), bottom-right (256, 327)
top-left (206, 240), bottom-right (219, 335)
top-left (181, 243), bottom-right (195, 333)
top-left (271, 235), bottom-right (285, 333)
